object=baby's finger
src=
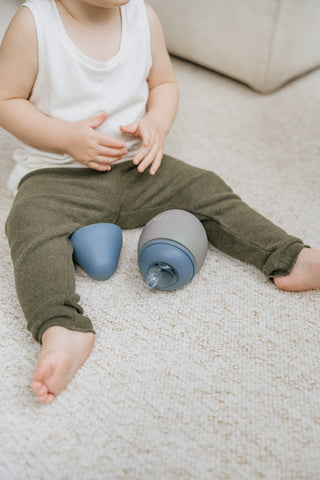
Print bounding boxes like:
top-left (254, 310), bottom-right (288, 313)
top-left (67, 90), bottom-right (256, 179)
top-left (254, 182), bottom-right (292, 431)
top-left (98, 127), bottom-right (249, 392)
top-left (137, 144), bottom-right (158, 172)
top-left (88, 155), bottom-right (123, 171)
top-left (149, 150), bottom-right (163, 175)
top-left (89, 162), bottom-right (112, 171)
top-left (119, 121), bottom-right (140, 135)
top-left (133, 142), bottom-right (153, 165)
top-left (98, 133), bottom-right (127, 149)
top-left (99, 145), bottom-right (128, 158)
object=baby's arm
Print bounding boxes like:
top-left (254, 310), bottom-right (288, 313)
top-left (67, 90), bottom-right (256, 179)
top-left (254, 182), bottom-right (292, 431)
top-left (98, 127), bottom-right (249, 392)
top-left (0, 8), bottom-right (127, 171)
top-left (120, 4), bottom-right (179, 174)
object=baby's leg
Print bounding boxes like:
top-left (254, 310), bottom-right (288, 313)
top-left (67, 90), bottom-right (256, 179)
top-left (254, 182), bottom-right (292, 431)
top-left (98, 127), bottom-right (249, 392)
top-left (119, 156), bottom-right (319, 291)
top-left (6, 172), bottom-right (99, 403)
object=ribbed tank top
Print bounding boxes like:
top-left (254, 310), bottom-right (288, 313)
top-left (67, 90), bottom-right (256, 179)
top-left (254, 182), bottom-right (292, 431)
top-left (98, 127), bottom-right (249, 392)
top-left (8, 0), bottom-right (152, 193)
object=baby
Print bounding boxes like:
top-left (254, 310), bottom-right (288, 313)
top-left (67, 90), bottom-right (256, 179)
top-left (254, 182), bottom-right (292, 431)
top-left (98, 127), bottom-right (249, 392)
top-left (0, 0), bottom-right (319, 404)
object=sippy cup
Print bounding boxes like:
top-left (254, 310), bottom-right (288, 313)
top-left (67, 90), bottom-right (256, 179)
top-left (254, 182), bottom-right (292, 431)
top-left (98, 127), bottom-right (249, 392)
top-left (138, 209), bottom-right (208, 291)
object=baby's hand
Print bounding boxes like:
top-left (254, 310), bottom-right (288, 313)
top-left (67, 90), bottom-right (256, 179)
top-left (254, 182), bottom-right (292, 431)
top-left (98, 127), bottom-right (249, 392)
top-left (120, 115), bottom-right (165, 175)
top-left (65, 113), bottom-right (127, 171)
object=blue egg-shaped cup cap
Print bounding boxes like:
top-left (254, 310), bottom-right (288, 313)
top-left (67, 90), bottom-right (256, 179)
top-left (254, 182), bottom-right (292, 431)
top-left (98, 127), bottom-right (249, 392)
top-left (70, 223), bottom-right (123, 281)
top-left (138, 240), bottom-right (196, 291)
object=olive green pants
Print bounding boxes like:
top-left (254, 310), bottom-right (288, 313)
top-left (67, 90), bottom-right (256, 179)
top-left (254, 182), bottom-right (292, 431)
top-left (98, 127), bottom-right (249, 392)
top-left (5, 156), bottom-right (305, 343)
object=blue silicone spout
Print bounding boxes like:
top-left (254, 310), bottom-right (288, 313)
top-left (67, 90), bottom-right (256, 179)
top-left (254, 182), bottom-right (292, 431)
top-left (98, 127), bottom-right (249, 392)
top-left (146, 263), bottom-right (177, 289)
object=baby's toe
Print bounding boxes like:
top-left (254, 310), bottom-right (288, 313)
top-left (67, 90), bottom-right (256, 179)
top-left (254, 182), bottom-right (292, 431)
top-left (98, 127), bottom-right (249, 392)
top-left (37, 391), bottom-right (55, 403)
top-left (42, 393), bottom-right (55, 404)
top-left (31, 380), bottom-right (43, 392)
top-left (37, 385), bottom-right (49, 396)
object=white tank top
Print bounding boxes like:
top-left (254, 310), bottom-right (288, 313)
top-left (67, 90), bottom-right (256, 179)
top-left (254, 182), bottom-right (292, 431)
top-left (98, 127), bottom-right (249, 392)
top-left (8, 0), bottom-right (152, 193)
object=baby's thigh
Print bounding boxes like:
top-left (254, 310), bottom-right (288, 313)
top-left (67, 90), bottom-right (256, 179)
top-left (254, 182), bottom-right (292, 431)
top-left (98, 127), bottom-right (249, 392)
top-left (6, 191), bottom-right (77, 248)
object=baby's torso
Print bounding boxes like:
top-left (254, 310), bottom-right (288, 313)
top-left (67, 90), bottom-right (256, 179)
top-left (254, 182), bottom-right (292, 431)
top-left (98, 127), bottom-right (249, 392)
top-left (8, 0), bottom-right (152, 194)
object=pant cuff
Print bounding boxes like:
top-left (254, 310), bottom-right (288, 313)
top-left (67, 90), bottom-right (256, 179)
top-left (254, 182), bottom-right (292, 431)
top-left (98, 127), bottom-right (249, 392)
top-left (34, 314), bottom-right (95, 344)
top-left (263, 241), bottom-right (307, 279)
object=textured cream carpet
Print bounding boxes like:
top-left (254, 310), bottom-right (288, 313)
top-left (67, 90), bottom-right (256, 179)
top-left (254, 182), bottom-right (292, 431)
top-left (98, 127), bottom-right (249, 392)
top-left (1, 5), bottom-right (320, 480)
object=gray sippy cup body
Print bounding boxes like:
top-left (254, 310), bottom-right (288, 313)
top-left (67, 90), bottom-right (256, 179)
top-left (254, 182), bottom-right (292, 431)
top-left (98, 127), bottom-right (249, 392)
top-left (138, 209), bottom-right (208, 290)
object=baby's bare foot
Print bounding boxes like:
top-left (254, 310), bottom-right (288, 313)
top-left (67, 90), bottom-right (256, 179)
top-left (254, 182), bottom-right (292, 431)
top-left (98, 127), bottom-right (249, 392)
top-left (274, 248), bottom-right (320, 292)
top-left (31, 326), bottom-right (95, 404)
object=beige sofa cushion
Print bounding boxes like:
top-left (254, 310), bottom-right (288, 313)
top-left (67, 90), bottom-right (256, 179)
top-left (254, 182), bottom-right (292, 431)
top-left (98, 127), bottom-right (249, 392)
top-left (147, 0), bottom-right (320, 93)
